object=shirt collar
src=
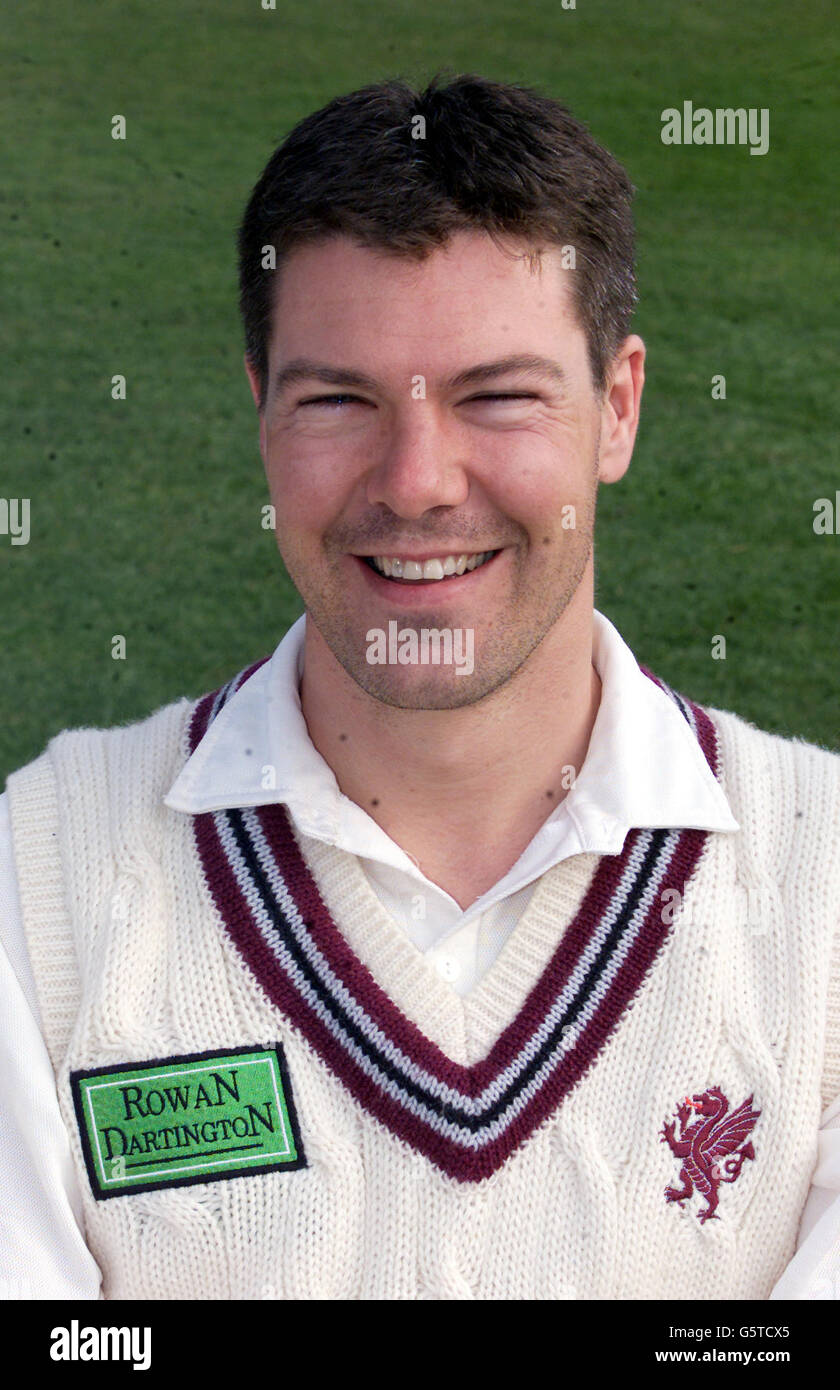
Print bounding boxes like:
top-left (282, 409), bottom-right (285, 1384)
top-left (164, 609), bottom-right (739, 864)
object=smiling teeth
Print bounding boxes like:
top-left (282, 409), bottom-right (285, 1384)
top-left (370, 552), bottom-right (494, 581)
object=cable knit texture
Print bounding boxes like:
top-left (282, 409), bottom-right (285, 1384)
top-left (5, 672), bottom-right (840, 1300)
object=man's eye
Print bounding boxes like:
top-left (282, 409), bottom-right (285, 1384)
top-left (466, 393), bottom-right (538, 403)
top-left (298, 394), bottom-right (365, 408)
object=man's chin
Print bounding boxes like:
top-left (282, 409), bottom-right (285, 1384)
top-left (344, 664), bottom-right (491, 712)
top-left (302, 586), bottom-right (573, 709)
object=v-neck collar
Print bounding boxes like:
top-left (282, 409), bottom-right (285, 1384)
top-left (297, 829), bottom-right (603, 1065)
top-left (186, 662), bottom-right (721, 1183)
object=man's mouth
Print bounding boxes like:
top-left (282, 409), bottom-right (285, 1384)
top-left (359, 550), bottom-right (499, 584)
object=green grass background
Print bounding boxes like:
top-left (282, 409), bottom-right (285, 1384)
top-left (2, 0), bottom-right (838, 785)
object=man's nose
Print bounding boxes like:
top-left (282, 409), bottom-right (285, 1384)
top-left (364, 407), bottom-right (471, 519)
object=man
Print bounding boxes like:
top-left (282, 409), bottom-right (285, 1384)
top-left (1, 73), bottom-right (839, 1300)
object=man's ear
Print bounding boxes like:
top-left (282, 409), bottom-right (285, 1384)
top-left (244, 355), bottom-right (268, 462)
top-left (597, 334), bottom-right (646, 484)
top-left (244, 355), bottom-right (262, 411)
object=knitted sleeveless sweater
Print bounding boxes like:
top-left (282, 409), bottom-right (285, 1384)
top-left (6, 662), bottom-right (840, 1300)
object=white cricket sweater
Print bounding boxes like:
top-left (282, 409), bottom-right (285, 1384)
top-left (6, 662), bottom-right (840, 1300)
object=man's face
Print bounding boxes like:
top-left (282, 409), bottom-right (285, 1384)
top-left (250, 229), bottom-right (624, 708)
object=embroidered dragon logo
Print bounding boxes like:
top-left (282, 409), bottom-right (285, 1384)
top-left (660, 1086), bottom-right (761, 1223)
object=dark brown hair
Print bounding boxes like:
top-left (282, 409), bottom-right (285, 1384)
top-left (238, 72), bottom-right (637, 407)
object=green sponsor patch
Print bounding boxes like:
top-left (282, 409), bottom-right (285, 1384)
top-left (71, 1043), bottom-right (306, 1199)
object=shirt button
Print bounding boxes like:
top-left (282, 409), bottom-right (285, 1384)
top-left (436, 955), bottom-right (460, 983)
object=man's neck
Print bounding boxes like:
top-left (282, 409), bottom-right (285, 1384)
top-left (299, 586), bottom-right (602, 910)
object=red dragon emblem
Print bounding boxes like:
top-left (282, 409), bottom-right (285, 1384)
top-left (660, 1086), bottom-right (761, 1223)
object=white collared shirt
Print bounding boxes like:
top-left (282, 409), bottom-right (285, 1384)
top-left (0, 609), bottom-right (837, 1298)
top-left (164, 609), bottom-right (739, 994)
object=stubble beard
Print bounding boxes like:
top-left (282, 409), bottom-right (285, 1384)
top-left (286, 477), bottom-right (599, 712)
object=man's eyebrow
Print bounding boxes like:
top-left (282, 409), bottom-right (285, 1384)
top-left (273, 359), bottom-right (381, 396)
top-left (273, 353), bottom-right (567, 397)
top-left (445, 354), bottom-right (567, 391)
